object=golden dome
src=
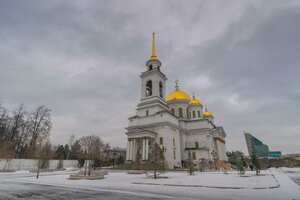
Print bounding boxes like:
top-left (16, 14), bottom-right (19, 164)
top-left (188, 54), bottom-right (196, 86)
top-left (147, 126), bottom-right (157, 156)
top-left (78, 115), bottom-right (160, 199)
top-left (203, 107), bottom-right (213, 118)
top-left (189, 93), bottom-right (202, 105)
top-left (166, 79), bottom-right (191, 101)
top-left (166, 90), bottom-right (191, 101)
top-left (189, 99), bottom-right (201, 104)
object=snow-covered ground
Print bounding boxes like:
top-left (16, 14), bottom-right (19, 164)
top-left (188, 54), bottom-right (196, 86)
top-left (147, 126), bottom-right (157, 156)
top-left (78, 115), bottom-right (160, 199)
top-left (0, 168), bottom-right (299, 200)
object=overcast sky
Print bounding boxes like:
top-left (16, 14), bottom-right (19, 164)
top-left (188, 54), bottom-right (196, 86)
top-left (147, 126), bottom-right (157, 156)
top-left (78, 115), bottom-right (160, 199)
top-left (0, 0), bottom-right (299, 155)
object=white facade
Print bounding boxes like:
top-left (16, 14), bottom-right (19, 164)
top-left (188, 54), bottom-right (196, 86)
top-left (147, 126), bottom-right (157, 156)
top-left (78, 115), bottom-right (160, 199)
top-left (125, 35), bottom-right (228, 169)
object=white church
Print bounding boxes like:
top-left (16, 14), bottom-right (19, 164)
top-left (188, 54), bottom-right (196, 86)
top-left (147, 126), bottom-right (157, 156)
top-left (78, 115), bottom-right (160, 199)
top-left (125, 34), bottom-right (228, 169)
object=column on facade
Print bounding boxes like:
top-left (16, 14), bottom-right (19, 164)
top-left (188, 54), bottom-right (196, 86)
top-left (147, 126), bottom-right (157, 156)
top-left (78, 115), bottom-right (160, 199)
top-left (142, 138), bottom-right (146, 160)
top-left (126, 139), bottom-right (130, 161)
top-left (221, 141), bottom-right (226, 161)
top-left (129, 139), bottom-right (133, 161)
top-left (145, 137), bottom-right (149, 160)
top-left (132, 139), bottom-right (136, 161)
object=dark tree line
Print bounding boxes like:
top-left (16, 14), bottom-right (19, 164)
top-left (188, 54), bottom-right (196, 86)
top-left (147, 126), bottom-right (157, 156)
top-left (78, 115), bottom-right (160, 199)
top-left (53, 137), bottom-right (125, 170)
top-left (0, 102), bottom-right (52, 160)
top-left (0, 101), bottom-right (126, 173)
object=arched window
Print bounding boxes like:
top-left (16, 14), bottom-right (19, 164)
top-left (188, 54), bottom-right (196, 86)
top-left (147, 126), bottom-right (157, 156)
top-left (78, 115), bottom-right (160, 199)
top-left (146, 80), bottom-right (152, 97)
top-left (197, 110), bottom-right (201, 117)
top-left (192, 110), bottom-right (196, 118)
top-left (171, 108), bottom-right (175, 115)
top-left (149, 64), bottom-right (153, 70)
top-left (179, 108), bottom-right (183, 117)
top-left (159, 81), bottom-right (163, 98)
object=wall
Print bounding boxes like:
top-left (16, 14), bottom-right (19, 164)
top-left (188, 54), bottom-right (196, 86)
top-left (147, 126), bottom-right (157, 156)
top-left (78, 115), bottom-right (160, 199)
top-left (155, 125), bottom-right (182, 168)
top-left (0, 159), bottom-right (78, 170)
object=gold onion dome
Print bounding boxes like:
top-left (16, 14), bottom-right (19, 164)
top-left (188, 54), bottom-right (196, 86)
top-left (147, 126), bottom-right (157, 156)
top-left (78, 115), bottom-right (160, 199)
top-left (203, 107), bottom-right (213, 118)
top-left (166, 80), bottom-right (191, 101)
top-left (189, 93), bottom-right (202, 105)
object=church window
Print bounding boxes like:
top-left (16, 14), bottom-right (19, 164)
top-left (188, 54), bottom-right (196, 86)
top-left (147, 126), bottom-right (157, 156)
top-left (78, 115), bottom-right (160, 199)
top-left (146, 80), bottom-right (152, 96)
top-left (149, 64), bottom-right (153, 70)
top-left (198, 110), bottom-right (201, 117)
top-left (192, 152), bottom-right (196, 160)
top-left (192, 110), bottom-right (196, 118)
top-left (195, 142), bottom-right (199, 148)
top-left (173, 150), bottom-right (176, 159)
top-left (173, 138), bottom-right (175, 146)
top-left (146, 110), bottom-right (149, 116)
top-left (179, 108), bottom-right (183, 117)
top-left (159, 81), bottom-right (163, 98)
top-left (171, 108), bottom-right (175, 115)
top-left (159, 137), bottom-right (163, 145)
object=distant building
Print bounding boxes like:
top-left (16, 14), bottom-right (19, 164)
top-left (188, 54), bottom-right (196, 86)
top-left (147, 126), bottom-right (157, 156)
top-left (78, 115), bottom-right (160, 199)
top-left (244, 132), bottom-right (269, 157)
top-left (284, 153), bottom-right (300, 161)
top-left (226, 151), bottom-right (245, 163)
top-left (269, 151), bottom-right (282, 158)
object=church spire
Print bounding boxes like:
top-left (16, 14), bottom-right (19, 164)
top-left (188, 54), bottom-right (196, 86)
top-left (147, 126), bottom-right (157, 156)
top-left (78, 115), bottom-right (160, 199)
top-left (146, 32), bottom-right (161, 70)
top-left (150, 32), bottom-right (158, 61)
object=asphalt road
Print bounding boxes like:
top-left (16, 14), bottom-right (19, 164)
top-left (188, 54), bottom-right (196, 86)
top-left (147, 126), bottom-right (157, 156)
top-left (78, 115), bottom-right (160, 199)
top-left (291, 177), bottom-right (300, 186)
top-left (0, 181), bottom-right (171, 200)
top-left (287, 172), bottom-right (300, 186)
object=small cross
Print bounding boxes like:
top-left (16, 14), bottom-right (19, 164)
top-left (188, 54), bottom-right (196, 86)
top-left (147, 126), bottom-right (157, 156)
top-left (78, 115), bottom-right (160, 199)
top-left (175, 79), bottom-right (179, 89)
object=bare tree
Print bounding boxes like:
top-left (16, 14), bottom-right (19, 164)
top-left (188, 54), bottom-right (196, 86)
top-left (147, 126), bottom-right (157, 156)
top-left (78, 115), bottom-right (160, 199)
top-left (26, 106), bottom-right (52, 158)
top-left (251, 151), bottom-right (261, 176)
top-left (211, 150), bottom-right (218, 171)
top-left (0, 140), bottom-right (15, 170)
top-left (186, 151), bottom-right (195, 175)
top-left (102, 143), bottom-right (111, 164)
top-left (57, 155), bottom-right (64, 169)
top-left (66, 134), bottom-right (75, 160)
top-left (132, 150), bottom-right (142, 171)
top-left (70, 140), bottom-right (84, 167)
top-left (35, 139), bottom-right (53, 179)
top-left (236, 159), bottom-right (245, 177)
top-left (78, 135), bottom-right (105, 176)
top-left (146, 143), bottom-right (167, 179)
top-left (0, 102), bottom-right (52, 160)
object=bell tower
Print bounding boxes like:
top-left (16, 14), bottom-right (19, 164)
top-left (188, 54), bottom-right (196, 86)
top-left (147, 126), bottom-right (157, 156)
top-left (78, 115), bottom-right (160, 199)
top-left (137, 33), bottom-right (169, 116)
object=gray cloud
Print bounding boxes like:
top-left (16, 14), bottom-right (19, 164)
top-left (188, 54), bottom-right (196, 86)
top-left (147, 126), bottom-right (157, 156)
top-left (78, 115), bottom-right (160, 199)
top-left (0, 0), bottom-right (299, 154)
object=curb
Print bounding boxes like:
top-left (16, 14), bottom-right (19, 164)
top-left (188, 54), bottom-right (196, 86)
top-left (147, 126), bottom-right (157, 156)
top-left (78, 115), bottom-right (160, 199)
top-left (132, 182), bottom-right (244, 189)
